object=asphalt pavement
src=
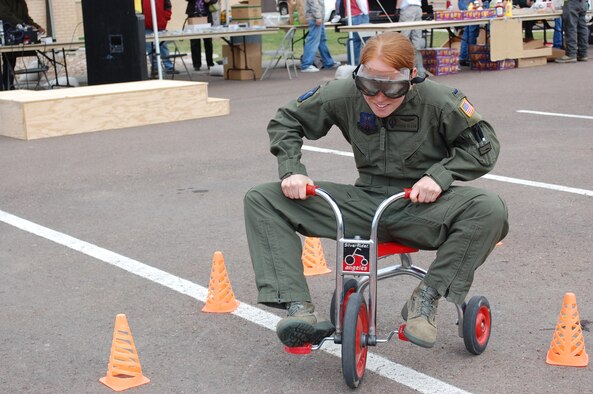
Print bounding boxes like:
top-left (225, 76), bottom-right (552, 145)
top-left (1, 57), bottom-right (592, 393)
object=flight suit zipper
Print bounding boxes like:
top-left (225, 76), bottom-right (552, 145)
top-left (380, 119), bottom-right (387, 171)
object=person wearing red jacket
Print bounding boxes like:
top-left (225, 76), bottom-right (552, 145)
top-left (143, 0), bottom-right (177, 75)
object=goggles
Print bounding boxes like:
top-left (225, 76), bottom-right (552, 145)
top-left (352, 65), bottom-right (412, 99)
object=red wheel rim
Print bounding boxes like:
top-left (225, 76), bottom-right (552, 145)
top-left (474, 305), bottom-right (491, 346)
top-left (355, 303), bottom-right (369, 377)
top-left (340, 288), bottom-right (356, 324)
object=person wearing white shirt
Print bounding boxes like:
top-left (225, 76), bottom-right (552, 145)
top-left (396, 0), bottom-right (428, 77)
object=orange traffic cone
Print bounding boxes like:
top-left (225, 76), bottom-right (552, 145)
top-left (302, 237), bottom-right (331, 276)
top-left (546, 292), bottom-right (589, 367)
top-left (202, 251), bottom-right (240, 313)
top-left (99, 314), bottom-right (150, 392)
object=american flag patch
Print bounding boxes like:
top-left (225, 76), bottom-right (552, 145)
top-left (459, 98), bottom-right (475, 118)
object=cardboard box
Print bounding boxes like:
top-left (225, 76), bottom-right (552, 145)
top-left (471, 58), bottom-right (516, 71)
top-left (517, 56), bottom-right (547, 68)
top-left (489, 18), bottom-right (524, 61)
top-left (440, 36), bottom-right (462, 50)
top-left (463, 10), bottom-right (483, 19)
top-left (469, 52), bottom-right (490, 61)
top-left (548, 47), bottom-right (565, 61)
top-left (521, 39), bottom-right (553, 58)
top-left (426, 64), bottom-right (459, 75)
top-left (222, 43), bottom-right (262, 80)
top-left (434, 10), bottom-right (464, 20)
top-left (420, 47), bottom-right (460, 58)
top-left (469, 44), bottom-right (489, 54)
top-left (423, 56), bottom-right (458, 65)
top-left (188, 17), bottom-right (208, 25)
top-left (288, 0), bottom-right (307, 25)
top-left (231, 5), bottom-right (262, 20)
top-left (226, 69), bottom-right (258, 80)
top-left (236, 0), bottom-right (262, 5)
top-left (231, 17), bottom-right (264, 26)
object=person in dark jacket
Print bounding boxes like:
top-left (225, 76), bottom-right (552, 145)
top-left (0, 0), bottom-right (45, 90)
top-left (186, 0), bottom-right (217, 70)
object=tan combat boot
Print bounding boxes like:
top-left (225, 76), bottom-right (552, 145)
top-left (276, 302), bottom-right (334, 347)
top-left (403, 281), bottom-right (440, 348)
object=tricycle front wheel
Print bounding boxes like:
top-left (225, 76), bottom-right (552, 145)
top-left (341, 293), bottom-right (369, 389)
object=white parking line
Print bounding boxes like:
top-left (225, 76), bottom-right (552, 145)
top-left (302, 145), bottom-right (593, 197)
top-left (517, 110), bottom-right (593, 120)
top-left (0, 209), bottom-right (470, 394)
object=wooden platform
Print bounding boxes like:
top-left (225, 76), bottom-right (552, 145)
top-left (0, 80), bottom-right (230, 140)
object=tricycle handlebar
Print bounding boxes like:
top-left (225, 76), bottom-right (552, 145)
top-left (307, 184), bottom-right (412, 200)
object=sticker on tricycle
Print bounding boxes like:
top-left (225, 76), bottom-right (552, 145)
top-left (343, 242), bottom-right (370, 273)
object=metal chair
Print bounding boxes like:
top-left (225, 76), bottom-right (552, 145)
top-left (160, 41), bottom-right (192, 81)
top-left (11, 51), bottom-right (50, 90)
top-left (261, 27), bottom-right (298, 80)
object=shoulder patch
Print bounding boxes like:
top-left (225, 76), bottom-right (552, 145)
top-left (297, 86), bottom-right (320, 103)
top-left (459, 97), bottom-right (475, 118)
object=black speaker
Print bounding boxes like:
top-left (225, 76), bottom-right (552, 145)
top-left (82, 0), bottom-right (148, 85)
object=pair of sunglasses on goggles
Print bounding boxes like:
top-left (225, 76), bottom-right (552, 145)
top-left (352, 64), bottom-right (412, 99)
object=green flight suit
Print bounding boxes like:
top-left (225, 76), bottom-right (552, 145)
top-left (244, 78), bottom-right (509, 308)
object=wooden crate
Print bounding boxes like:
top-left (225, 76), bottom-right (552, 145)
top-left (0, 80), bottom-right (230, 140)
top-left (517, 56), bottom-right (548, 68)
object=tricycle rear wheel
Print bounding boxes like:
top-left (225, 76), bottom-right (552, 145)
top-left (463, 296), bottom-right (491, 355)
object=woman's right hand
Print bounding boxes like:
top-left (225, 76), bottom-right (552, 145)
top-left (281, 174), bottom-right (314, 200)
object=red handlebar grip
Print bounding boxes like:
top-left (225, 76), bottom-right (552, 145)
top-left (404, 188), bottom-right (412, 199)
top-left (305, 184), bottom-right (318, 196)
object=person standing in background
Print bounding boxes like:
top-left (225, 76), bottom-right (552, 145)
top-left (340, 0), bottom-right (370, 65)
top-left (555, 0), bottom-right (588, 62)
top-left (457, 0), bottom-right (489, 67)
top-left (396, 0), bottom-right (428, 77)
top-left (300, 0), bottom-right (341, 72)
top-left (143, 0), bottom-right (177, 75)
top-left (514, 0), bottom-right (536, 41)
top-left (0, 0), bottom-right (46, 90)
top-left (186, 0), bottom-right (217, 71)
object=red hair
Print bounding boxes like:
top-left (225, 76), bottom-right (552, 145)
top-left (360, 32), bottom-right (415, 70)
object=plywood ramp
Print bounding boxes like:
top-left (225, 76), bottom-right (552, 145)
top-left (0, 80), bottom-right (230, 140)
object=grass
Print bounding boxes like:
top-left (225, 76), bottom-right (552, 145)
top-left (174, 29), bottom-right (351, 61)
top-left (175, 28), bottom-right (455, 64)
top-left (173, 27), bottom-right (553, 65)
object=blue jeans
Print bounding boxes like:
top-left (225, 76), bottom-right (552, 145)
top-left (145, 29), bottom-right (173, 71)
top-left (301, 19), bottom-right (336, 69)
top-left (460, 25), bottom-right (478, 61)
top-left (347, 14), bottom-right (370, 65)
top-left (553, 18), bottom-right (563, 49)
top-left (458, 0), bottom-right (489, 62)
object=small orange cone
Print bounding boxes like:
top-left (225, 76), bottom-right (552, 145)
top-left (202, 251), bottom-right (240, 313)
top-left (100, 314), bottom-right (150, 392)
top-left (546, 292), bottom-right (589, 367)
top-left (302, 237), bottom-right (331, 276)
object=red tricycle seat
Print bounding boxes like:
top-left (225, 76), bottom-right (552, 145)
top-left (378, 242), bottom-right (419, 258)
